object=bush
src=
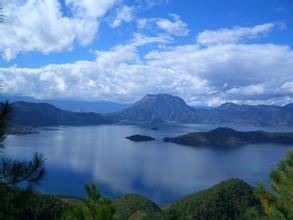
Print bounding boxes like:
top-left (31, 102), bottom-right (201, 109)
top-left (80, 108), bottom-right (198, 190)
top-left (0, 185), bottom-right (64, 220)
top-left (111, 193), bottom-right (160, 220)
top-left (163, 178), bottom-right (260, 220)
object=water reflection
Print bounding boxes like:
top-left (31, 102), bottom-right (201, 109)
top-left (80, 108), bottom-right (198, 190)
top-left (4, 124), bottom-right (293, 204)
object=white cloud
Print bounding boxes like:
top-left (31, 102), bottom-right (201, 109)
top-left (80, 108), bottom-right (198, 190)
top-left (137, 18), bottom-right (148, 29)
top-left (143, 0), bottom-right (170, 8)
top-left (66, 0), bottom-right (116, 18)
top-left (135, 14), bottom-right (189, 37)
top-left (156, 14), bottom-right (189, 36)
top-left (110, 5), bottom-right (134, 28)
top-left (280, 81), bottom-right (293, 93)
top-left (0, 23), bottom-right (292, 106)
top-left (197, 23), bottom-right (277, 45)
top-left (0, 0), bottom-right (116, 61)
top-left (227, 84), bottom-right (266, 96)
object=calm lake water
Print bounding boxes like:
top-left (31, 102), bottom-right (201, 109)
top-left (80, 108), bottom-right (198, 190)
top-left (3, 123), bottom-right (293, 205)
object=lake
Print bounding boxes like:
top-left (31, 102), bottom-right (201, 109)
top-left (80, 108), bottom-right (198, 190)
top-left (3, 123), bottom-right (293, 205)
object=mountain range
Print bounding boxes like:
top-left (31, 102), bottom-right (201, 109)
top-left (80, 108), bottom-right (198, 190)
top-left (10, 101), bottom-right (114, 127)
top-left (2, 94), bottom-right (293, 127)
top-left (0, 96), bottom-right (130, 113)
top-left (113, 94), bottom-right (293, 127)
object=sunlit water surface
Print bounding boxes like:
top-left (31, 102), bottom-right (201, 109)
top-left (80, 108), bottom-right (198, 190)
top-left (3, 123), bottom-right (293, 204)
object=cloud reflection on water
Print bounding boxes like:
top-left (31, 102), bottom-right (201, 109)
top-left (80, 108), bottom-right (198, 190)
top-left (4, 124), bottom-right (292, 204)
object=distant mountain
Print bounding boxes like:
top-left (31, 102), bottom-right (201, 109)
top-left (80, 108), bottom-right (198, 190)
top-left (3, 94), bottom-right (293, 127)
top-left (113, 94), bottom-right (201, 123)
top-left (163, 127), bottom-right (293, 146)
top-left (201, 102), bottom-right (293, 127)
top-left (10, 101), bottom-right (114, 127)
top-left (0, 96), bottom-right (130, 113)
top-left (112, 94), bottom-right (293, 127)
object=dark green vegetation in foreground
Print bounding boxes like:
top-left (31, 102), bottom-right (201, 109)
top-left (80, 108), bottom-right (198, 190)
top-left (250, 150), bottom-right (293, 220)
top-left (0, 178), bottom-right (258, 220)
top-left (111, 194), bottom-right (160, 219)
top-left (112, 178), bottom-right (260, 220)
top-left (163, 127), bottom-right (293, 146)
top-left (161, 178), bottom-right (259, 220)
top-left (126, 135), bottom-right (155, 142)
top-left (0, 102), bottom-right (46, 189)
top-left (0, 185), bottom-right (64, 220)
top-left (63, 183), bottom-right (115, 220)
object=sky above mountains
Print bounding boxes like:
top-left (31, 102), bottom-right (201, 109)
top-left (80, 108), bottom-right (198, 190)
top-left (0, 0), bottom-right (292, 106)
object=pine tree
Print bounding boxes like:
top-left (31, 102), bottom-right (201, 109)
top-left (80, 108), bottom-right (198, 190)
top-left (254, 150), bottom-right (293, 220)
top-left (63, 184), bottom-right (115, 220)
top-left (0, 101), bottom-right (46, 189)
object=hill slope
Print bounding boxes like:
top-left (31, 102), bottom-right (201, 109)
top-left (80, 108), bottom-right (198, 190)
top-left (163, 127), bottom-right (293, 146)
top-left (110, 179), bottom-right (259, 220)
top-left (10, 101), bottom-right (114, 127)
top-left (162, 178), bottom-right (259, 220)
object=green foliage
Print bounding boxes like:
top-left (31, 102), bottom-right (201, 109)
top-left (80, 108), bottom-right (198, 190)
top-left (140, 210), bottom-right (178, 220)
top-left (110, 179), bottom-right (259, 220)
top-left (0, 185), bottom-right (64, 220)
top-left (253, 150), bottom-right (293, 220)
top-left (163, 178), bottom-right (259, 220)
top-left (0, 101), bottom-right (48, 218)
top-left (0, 101), bottom-right (13, 141)
top-left (83, 183), bottom-right (102, 220)
top-left (0, 101), bottom-right (46, 189)
top-left (63, 183), bottom-right (115, 220)
top-left (164, 127), bottom-right (293, 147)
top-left (63, 202), bottom-right (88, 220)
top-left (111, 193), bottom-right (160, 220)
top-left (0, 152), bottom-right (46, 188)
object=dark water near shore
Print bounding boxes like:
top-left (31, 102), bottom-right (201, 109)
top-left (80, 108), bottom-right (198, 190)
top-left (3, 123), bottom-right (293, 204)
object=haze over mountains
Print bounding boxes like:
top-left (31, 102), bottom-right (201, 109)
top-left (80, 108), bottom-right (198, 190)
top-left (0, 96), bottom-right (130, 113)
top-left (2, 94), bottom-right (293, 127)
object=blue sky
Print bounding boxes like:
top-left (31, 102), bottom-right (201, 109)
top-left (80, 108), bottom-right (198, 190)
top-left (0, 0), bottom-right (292, 105)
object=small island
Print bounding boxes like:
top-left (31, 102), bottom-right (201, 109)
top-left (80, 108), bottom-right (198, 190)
top-left (163, 127), bottom-right (293, 147)
top-left (126, 135), bottom-right (155, 142)
top-left (8, 127), bottom-right (39, 135)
